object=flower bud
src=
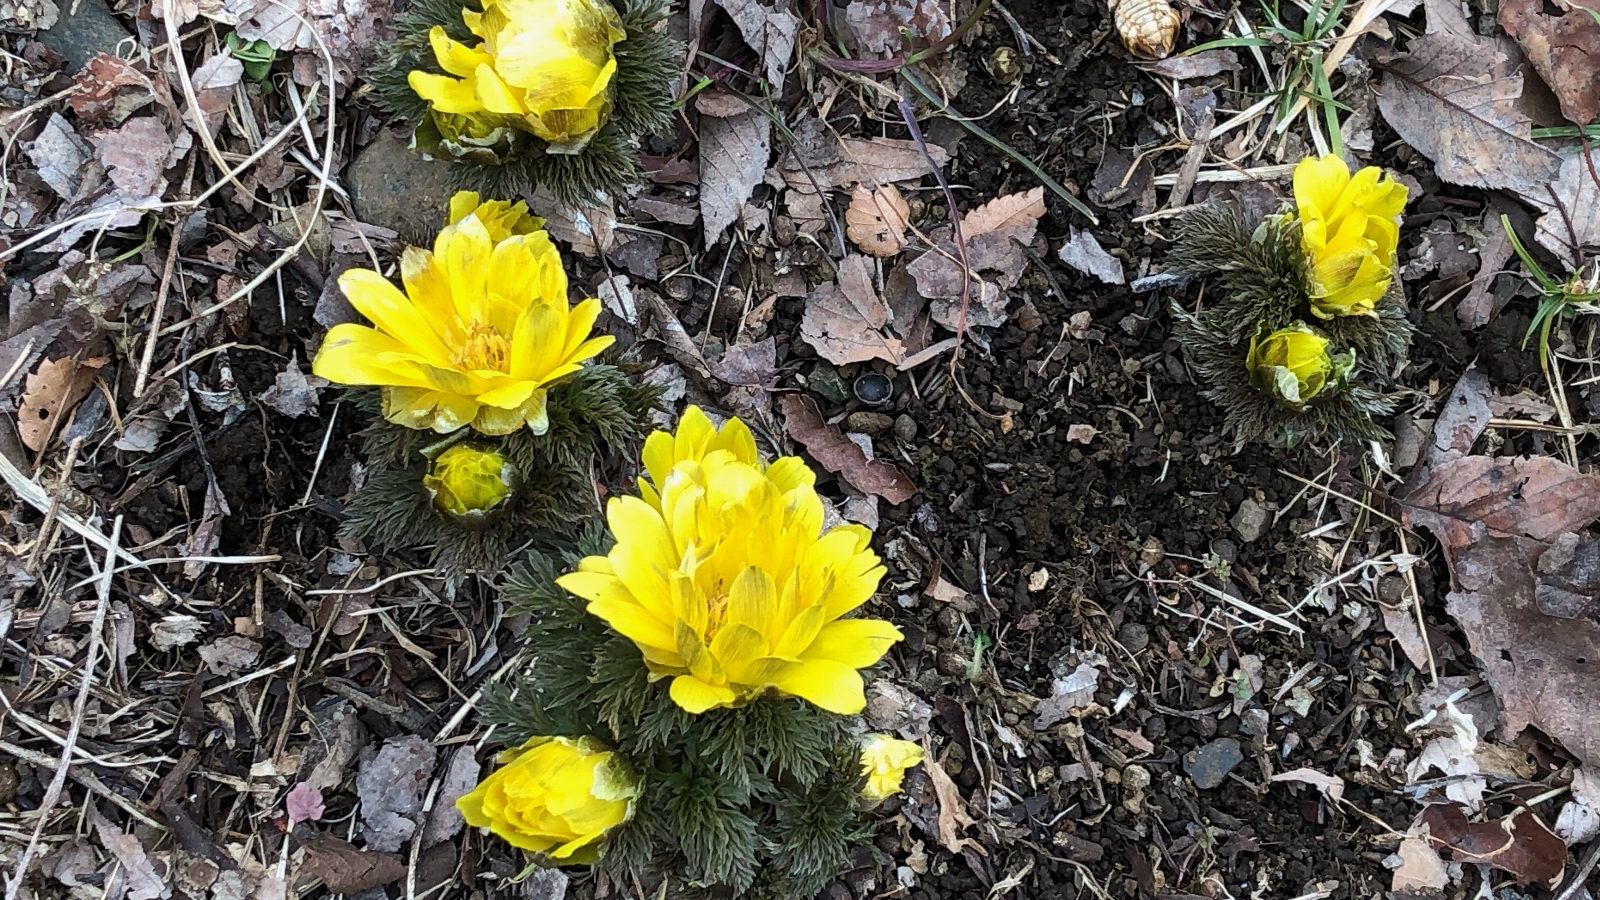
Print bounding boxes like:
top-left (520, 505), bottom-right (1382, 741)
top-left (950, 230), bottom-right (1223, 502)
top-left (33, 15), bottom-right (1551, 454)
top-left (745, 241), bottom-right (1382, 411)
top-left (424, 444), bottom-right (514, 518)
top-left (456, 735), bottom-right (638, 861)
top-left (1246, 323), bottom-right (1353, 410)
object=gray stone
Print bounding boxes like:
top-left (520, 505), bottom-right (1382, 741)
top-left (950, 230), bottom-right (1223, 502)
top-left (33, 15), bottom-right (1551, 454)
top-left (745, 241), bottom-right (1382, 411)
top-left (1183, 737), bottom-right (1243, 789)
top-left (805, 364), bottom-right (850, 405)
top-left (38, 0), bottom-right (129, 72)
top-left (347, 129), bottom-right (455, 243)
top-left (1230, 498), bottom-right (1267, 543)
top-left (894, 414), bottom-right (917, 443)
top-left (1116, 622), bottom-right (1149, 655)
top-left (845, 411), bottom-right (894, 437)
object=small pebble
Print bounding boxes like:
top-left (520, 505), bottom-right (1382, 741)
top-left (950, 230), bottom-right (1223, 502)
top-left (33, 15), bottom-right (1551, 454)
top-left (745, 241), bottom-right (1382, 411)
top-left (1230, 498), bottom-right (1267, 543)
top-left (1116, 621), bottom-right (1150, 654)
top-left (934, 606), bottom-right (963, 636)
top-left (1183, 737), bottom-right (1244, 789)
top-left (894, 414), bottom-right (918, 443)
top-left (936, 649), bottom-right (969, 676)
top-left (846, 411), bottom-right (895, 437)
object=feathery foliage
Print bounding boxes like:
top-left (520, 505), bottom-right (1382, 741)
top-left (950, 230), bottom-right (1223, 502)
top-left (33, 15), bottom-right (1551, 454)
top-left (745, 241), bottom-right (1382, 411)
top-left (483, 546), bottom-right (887, 897)
top-left (337, 361), bottom-right (659, 582)
top-left (1170, 193), bottom-right (1412, 448)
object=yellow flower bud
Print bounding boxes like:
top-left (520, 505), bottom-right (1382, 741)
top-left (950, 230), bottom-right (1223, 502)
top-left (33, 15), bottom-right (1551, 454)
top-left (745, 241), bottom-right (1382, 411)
top-left (456, 736), bottom-right (638, 861)
top-left (424, 444), bottom-right (514, 518)
top-left (407, 0), bottom-right (627, 153)
top-left (860, 734), bottom-right (925, 801)
top-left (1293, 154), bottom-right (1408, 318)
top-left (446, 191), bottom-right (543, 242)
top-left (1246, 323), bottom-right (1353, 410)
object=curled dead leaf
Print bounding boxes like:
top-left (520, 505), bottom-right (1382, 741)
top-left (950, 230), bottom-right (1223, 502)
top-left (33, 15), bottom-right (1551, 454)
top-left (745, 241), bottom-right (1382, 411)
top-left (846, 184), bottom-right (911, 257)
top-left (18, 356), bottom-right (106, 451)
top-left (778, 393), bottom-right (917, 504)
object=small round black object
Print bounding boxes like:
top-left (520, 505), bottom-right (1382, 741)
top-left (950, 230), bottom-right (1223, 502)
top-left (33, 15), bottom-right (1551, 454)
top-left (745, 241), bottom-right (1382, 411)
top-left (853, 372), bottom-right (893, 405)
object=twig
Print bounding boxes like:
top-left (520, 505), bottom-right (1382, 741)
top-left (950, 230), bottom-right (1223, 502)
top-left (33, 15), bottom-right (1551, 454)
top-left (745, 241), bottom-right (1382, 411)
top-left (5, 516), bottom-right (122, 900)
top-left (134, 227), bottom-right (183, 398)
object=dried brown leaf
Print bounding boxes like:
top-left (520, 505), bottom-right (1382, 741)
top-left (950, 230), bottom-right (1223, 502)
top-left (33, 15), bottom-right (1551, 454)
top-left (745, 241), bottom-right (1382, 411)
top-left (299, 832), bottom-right (405, 895)
top-left (801, 256), bottom-right (905, 366)
top-left (846, 184), bottom-right (910, 257)
top-left (88, 804), bottom-right (170, 900)
top-left (771, 136), bottom-right (949, 192)
top-left (843, 0), bottom-right (952, 54)
top-left (1269, 767), bottom-right (1345, 803)
top-left (1375, 33), bottom-right (1563, 197)
top-left (70, 54), bottom-right (155, 125)
top-left (962, 187), bottom-right (1045, 238)
top-left (1418, 803), bottom-right (1565, 886)
top-left (1459, 199), bottom-right (1517, 328)
top-left (1499, 0), bottom-right (1600, 126)
top-left (1392, 836), bottom-right (1451, 894)
top-left (189, 53), bottom-right (244, 138)
top-left (93, 117), bottom-right (174, 200)
top-left (18, 355), bottom-right (105, 451)
top-left (1405, 454), bottom-right (1600, 769)
top-left (357, 735), bottom-right (436, 852)
top-left (1531, 149), bottom-right (1600, 270)
top-left (922, 751), bottom-right (976, 854)
top-left (1402, 455), bottom-right (1600, 550)
top-left (778, 393), bottom-right (917, 504)
top-left (716, 0), bottom-right (799, 96)
top-left (700, 109), bottom-right (771, 245)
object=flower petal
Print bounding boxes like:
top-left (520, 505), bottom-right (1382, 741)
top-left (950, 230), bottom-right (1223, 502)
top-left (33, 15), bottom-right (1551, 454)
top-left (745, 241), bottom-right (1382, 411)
top-left (669, 674), bottom-right (737, 713)
top-left (775, 659), bottom-right (866, 714)
top-left (800, 618), bottom-right (902, 668)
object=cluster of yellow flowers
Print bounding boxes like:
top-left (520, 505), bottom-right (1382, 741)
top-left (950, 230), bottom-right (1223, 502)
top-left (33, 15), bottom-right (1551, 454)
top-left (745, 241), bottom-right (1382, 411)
top-left (409, 0), bottom-right (626, 153)
top-left (313, 220), bottom-right (922, 857)
top-left (1247, 155), bottom-right (1407, 410)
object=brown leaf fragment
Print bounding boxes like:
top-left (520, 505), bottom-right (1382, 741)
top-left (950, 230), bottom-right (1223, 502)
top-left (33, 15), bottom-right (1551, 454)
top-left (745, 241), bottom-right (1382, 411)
top-left (962, 187), bottom-right (1045, 238)
top-left (846, 184), bottom-right (911, 257)
top-left (771, 136), bottom-right (949, 192)
top-left (1392, 836), bottom-right (1450, 894)
top-left (18, 355), bottom-right (105, 451)
top-left (779, 393), bottom-right (916, 504)
top-left (1499, 0), bottom-right (1600, 126)
top-left (715, 0), bottom-right (799, 96)
top-left (88, 804), bottom-right (171, 900)
top-left (1405, 454), bottom-right (1600, 769)
top-left (1417, 803), bottom-right (1565, 886)
top-left (843, 0), bottom-right (952, 55)
top-left (700, 108), bottom-right (771, 245)
top-left (357, 734), bottom-right (437, 852)
top-left (801, 256), bottom-right (904, 366)
top-left (1532, 149), bottom-right (1600, 270)
top-left (922, 751), bottom-right (976, 853)
top-left (188, 53), bottom-right (244, 138)
top-left (258, 354), bottom-right (327, 418)
top-left (70, 54), bottom-right (156, 125)
top-left (1375, 33), bottom-right (1563, 197)
top-left (1458, 198), bottom-right (1517, 328)
top-left (93, 117), bottom-right (175, 200)
top-left (1403, 455), bottom-right (1600, 549)
top-left (26, 112), bottom-right (92, 200)
top-left (299, 832), bottom-right (406, 895)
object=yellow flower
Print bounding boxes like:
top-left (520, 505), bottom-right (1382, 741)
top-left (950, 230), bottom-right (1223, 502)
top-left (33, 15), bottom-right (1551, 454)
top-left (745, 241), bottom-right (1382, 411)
top-left (408, 0), bottom-right (627, 153)
top-left (456, 735), bottom-right (637, 862)
top-left (557, 412), bottom-right (902, 715)
top-left (311, 192), bottom-right (613, 435)
top-left (1293, 154), bottom-right (1408, 318)
top-left (1246, 323), bottom-right (1353, 409)
top-left (425, 444), bottom-right (514, 518)
top-left (860, 734), bottom-right (925, 801)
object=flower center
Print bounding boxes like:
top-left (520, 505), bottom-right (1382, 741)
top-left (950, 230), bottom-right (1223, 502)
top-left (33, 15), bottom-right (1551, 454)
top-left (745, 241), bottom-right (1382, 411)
top-left (453, 319), bottom-right (512, 372)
